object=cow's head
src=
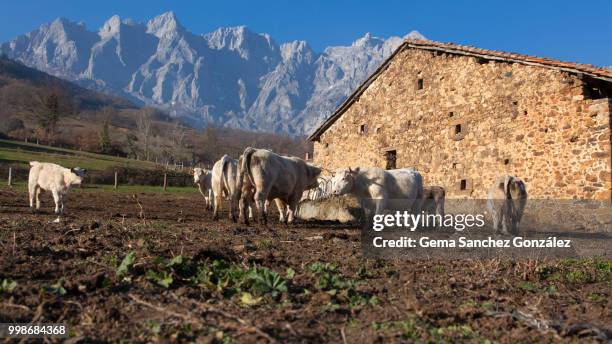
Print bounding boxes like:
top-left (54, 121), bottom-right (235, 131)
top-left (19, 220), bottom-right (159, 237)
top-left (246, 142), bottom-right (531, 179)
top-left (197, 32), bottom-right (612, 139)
top-left (305, 164), bottom-right (323, 189)
top-left (71, 167), bottom-right (87, 178)
top-left (70, 167), bottom-right (87, 186)
top-left (193, 168), bottom-right (208, 185)
top-left (331, 168), bottom-right (357, 196)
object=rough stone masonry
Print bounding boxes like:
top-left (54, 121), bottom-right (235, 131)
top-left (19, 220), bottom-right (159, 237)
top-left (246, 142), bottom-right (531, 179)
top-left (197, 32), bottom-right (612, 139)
top-left (309, 41), bottom-right (612, 201)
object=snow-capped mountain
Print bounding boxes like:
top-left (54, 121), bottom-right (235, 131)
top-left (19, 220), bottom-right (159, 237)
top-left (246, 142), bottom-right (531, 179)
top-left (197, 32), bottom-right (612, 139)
top-left (0, 12), bottom-right (425, 135)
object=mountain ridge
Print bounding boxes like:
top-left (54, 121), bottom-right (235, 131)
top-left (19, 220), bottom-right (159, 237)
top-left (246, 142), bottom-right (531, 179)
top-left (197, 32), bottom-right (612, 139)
top-left (1, 12), bottom-right (425, 136)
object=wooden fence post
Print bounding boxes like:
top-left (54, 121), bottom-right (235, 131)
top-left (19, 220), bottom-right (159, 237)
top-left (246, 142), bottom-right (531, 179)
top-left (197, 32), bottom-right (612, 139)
top-left (7, 167), bottom-right (12, 187)
top-left (163, 173), bottom-right (167, 191)
top-left (114, 171), bottom-right (118, 190)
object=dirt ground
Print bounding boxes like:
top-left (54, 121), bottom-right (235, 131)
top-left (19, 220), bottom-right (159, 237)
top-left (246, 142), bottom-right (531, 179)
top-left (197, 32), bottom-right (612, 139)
top-left (0, 187), bottom-right (610, 343)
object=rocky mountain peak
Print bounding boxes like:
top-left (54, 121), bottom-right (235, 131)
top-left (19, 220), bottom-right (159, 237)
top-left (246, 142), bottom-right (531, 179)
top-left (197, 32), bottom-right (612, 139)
top-left (146, 11), bottom-right (184, 38)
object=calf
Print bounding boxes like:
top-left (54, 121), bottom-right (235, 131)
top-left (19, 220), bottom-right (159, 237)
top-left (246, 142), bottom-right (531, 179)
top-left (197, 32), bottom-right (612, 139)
top-left (28, 161), bottom-right (87, 217)
top-left (193, 167), bottom-right (213, 210)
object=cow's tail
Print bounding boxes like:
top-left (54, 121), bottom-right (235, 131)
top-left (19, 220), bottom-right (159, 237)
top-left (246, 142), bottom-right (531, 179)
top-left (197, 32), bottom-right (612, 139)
top-left (221, 155), bottom-right (232, 196)
top-left (242, 147), bottom-right (257, 186)
top-left (504, 175), bottom-right (513, 200)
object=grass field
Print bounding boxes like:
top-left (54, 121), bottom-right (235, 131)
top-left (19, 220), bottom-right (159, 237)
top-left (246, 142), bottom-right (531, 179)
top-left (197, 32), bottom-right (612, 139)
top-left (0, 138), bottom-right (158, 171)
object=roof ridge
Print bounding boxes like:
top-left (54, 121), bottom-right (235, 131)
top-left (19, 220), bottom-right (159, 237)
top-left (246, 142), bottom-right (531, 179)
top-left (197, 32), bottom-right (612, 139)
top-left (402, 39), bottom-right (612, 79)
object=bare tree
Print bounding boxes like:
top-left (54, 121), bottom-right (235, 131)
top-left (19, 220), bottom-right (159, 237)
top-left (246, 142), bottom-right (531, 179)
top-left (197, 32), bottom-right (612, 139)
top-left (170, 121), bottom-right (187, 161)
top-left (98, 107), bottom-right (115, 153)
top-left (137, 108), bottom-right (153, 161)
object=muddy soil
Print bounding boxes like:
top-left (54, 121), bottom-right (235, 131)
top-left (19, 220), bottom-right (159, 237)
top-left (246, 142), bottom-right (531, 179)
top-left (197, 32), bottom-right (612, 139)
top-left (0, 188), bottom-right (610, 343)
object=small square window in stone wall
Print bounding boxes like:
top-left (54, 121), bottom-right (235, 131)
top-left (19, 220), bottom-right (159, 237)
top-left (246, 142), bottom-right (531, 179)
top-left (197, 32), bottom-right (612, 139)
top-left (385, 150), bottom-right (397, 170)
top-left (417, 78), bottom-right (424, 90)
top-left (449, 121), bottom-right (467, 141)
top-left (456, 177), bottom-right (473, 194)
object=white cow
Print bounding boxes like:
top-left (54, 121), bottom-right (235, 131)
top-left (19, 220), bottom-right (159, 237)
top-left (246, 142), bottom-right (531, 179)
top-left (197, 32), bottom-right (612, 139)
top-left (330, 167), bottom-right (423, 217)
top-left (28, 161), bottom-right (87, 217)
top-left (211, 155), bottom-right (240, 222)
top-left (236, 154), bottom-right (283, 225)
top-left (487, 175), bottom-right (527, 236)
top-left (193, 167), bottom-right (213, 210)
top-left (239, 147), bottom-right (321, 225)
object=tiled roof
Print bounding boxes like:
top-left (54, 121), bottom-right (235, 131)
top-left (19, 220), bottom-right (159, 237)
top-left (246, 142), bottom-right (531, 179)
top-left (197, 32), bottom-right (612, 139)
top-left (308, 39), bottom-right (611, 141)
top-left (405, 39), bottom-right (612, 80)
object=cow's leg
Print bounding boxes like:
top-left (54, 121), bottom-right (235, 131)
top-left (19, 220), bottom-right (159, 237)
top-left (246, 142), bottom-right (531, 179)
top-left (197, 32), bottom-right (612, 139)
top-left (212, 191), bottom-right (222, 221)
top-left (239, 196), bottom-right (250, 225)
top-left (51, 190), bottom-right (61, 215)
top-left (197, 184), bottom-right (206, 199)
top-left (248, 206), bottom-right (254, 220)
top-left (239, 186), bottom-right (254, 225)
top-left (254, 191), bottom-right (268, 226)
top-left (28, 183), bottom-right (36, 211)
top-left (229, 199), bottom-right (238, 223)
top-left (35, 187), bottom-right (42, 210)
top-left (59, 192), bottom-right (66, 215)
top-left (507, 201), bottom-right (519, 236)
top-left (286, 195), bottom-right (301, 224)
top-left (501, 200), bottom-right (514, 235)
top-left (366, 185), bottom-right (387, 216)
top-left (275, 199), bottom-right (287, 224)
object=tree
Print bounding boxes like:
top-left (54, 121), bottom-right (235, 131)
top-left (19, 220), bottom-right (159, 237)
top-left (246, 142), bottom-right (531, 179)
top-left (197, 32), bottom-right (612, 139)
top-left (98, 119), bottom-right (111, 153)
top-left (170, 121), bottom-right (187, 161)
top-left (98, 107), bottom-right (114, 153)
top-left (38, 93), bottom-right (60, 140)
top-left (137, 108), bottom-right (153, 161)
top-left (124, 133), bottom-right (140, 159)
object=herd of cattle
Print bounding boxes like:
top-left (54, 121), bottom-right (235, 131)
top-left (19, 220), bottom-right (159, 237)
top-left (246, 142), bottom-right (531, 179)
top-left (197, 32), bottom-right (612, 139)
top-left (25, 147), bottom-right (528, 234)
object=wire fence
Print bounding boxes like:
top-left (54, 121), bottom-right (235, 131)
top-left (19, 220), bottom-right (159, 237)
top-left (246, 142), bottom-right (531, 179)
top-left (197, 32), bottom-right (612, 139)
top-left (0, 163), bottom-right (193, 189)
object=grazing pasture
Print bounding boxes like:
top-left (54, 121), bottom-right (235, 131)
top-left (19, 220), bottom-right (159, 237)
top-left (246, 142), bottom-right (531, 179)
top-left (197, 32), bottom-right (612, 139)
top-left (0, 186), bottom-right (610, 343)
top-left (0, 139), bottom-right (158, 171)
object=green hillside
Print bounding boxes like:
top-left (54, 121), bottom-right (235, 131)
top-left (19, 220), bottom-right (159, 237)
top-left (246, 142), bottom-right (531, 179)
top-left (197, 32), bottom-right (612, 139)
top-left (0, 138), bottom-right (157, 171)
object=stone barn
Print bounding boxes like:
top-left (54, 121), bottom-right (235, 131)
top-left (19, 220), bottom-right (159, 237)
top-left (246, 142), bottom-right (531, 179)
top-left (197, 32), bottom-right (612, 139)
top-left (308, 40), bottom-right (612, 200)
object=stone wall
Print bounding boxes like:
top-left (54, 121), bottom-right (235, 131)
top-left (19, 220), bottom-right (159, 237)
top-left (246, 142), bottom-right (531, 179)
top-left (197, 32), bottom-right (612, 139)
top-left (312, 48), bottom-right (611, 200)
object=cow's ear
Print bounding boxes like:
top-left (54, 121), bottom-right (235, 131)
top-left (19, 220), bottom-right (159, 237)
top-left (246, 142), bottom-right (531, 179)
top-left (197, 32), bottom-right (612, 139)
top-left (71, 168), bottom-right (77, 174)
top-left (348, 167), bottom-right (353, 173)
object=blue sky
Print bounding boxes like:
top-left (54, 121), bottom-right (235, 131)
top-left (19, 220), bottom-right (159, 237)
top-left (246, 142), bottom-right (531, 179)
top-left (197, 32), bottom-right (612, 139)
top-left (1, 0), bottom-right (611, 66)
